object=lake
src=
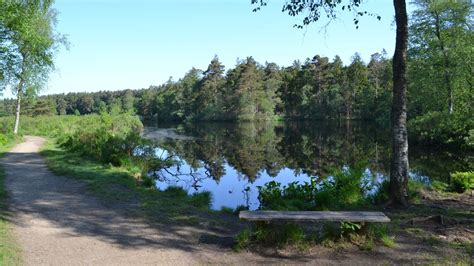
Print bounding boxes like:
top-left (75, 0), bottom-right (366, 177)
top-left (143, 121), bottom-right (472, 210)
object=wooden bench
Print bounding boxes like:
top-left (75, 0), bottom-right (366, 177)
top-left (239, 211), bottom-right (391, 223)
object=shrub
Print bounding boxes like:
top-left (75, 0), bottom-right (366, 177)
top-left (431, 180), bottom-right (449, 192)
top-left (409, 111), bottom-right (473, 148)
top-left (0, 133), bottom-right (13, 147)
top-left (234, 229), bottom-right (252, 251)
top-left (190, 191), bottom-right (212, 209)
top-left (258, 167), bottom-right (373, 211)
top-left (60, 113), bottom-right (143, 166)
top-left (451, 172), bottom-right (474, 193)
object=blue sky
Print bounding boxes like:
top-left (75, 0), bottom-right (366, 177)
top-left (37, 0), bottom-right (408, 96)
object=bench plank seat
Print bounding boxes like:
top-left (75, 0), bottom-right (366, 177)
top-left (239, 211), bottom-right (390, 223)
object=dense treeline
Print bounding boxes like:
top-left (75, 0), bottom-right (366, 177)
top-left (0, 52), bottom-right (393, 123)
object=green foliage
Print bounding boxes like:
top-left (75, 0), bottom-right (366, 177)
top-left (431, 180), bottom-right (449, 192)
top-left (380, 234), bottom-right (396, 248)
top-left (0, 51), bottom-right (392, 124)
top-left (369, 180), bottom-right (390, 204)
top-left (0, 132), bottom-right (14, 147)
top-left (450, 172), bottom-right (474, 193)
top-left (234, 229), bottom-right (252, 251)
top-left (189, 191), bottom-right (212, 210)
top-left (235, 223), bottom-right (307, 250)
top-left (407, 179), bottom-right (427, 203)
top-left (319, 220), bottom-right (395, 250)
top-left (407, 0), bottom-right (473, 148)
top-left (0, 0), bottom-right (66, 134)
top-left (258, 167), bottom-right (373, 211)
top-left (321, 221), bottom-right (364, 241)
top-left (0, 115), bottom-right (81, 138)
top-left (0, 0), bottom-right (64, 93)
top-left (410, 111), bottom-right (473, 148)
top-left (340, 221), bottom-right (362, 235)
top-left (408, 0), bottom-right (473, 114)
top-left (140, 176), bottom-right (156, 188)
top-left (163, 186), bottom-right (191, 198)
top-left (60, 113), bottom-right (143, 166)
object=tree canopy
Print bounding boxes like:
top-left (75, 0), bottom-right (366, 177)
top-left (0, 0), bottom-right (64, 133)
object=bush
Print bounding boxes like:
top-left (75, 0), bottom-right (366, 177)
top-left (409, 111), bottom-right (473, 148)
top-left (0, 133), bottom-right (13, 147)
top-left (60, 113), bottom-right (143, 166)
top-left (451, 172), bottom-right (474, 193)
top-left (190, 191), bottom-right (212, 209)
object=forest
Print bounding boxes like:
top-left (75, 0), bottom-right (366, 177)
top-left (1, 1), bottom-right (472, 149)
top-left (0, 49), bottom-right (471, 148)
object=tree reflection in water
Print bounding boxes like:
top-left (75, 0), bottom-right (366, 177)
top-left (144, 121), bottom-right (472, 210)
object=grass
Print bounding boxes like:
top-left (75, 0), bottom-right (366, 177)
top-left (0, 138), bottom-right (22, 266)
top-left (380, 234), bottom-right (396, 248)
top-left (39, 139), bottom-right (214, 226)
top-left (234, 222), bottom-right (312, 251)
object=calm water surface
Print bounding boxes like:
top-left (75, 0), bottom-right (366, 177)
top-left (144, 121), bottom-right (472, 210)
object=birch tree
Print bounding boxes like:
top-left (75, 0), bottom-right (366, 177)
top-left (0, 0), bottom-right (64, 134)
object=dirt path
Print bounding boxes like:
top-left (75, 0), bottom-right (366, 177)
top-left (2, 136), bottom-right (210, 265)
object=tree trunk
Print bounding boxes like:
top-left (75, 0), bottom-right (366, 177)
top-left (390, 0), bottom-right (409, 207)
top-left (13, 81), bottom-right (24, 135)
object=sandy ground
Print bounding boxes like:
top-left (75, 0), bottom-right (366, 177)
top-left (2, 136), bottom-right (471, 265)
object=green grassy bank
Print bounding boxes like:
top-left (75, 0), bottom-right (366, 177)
top-left (0, 139), bottom-right (22, 266)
